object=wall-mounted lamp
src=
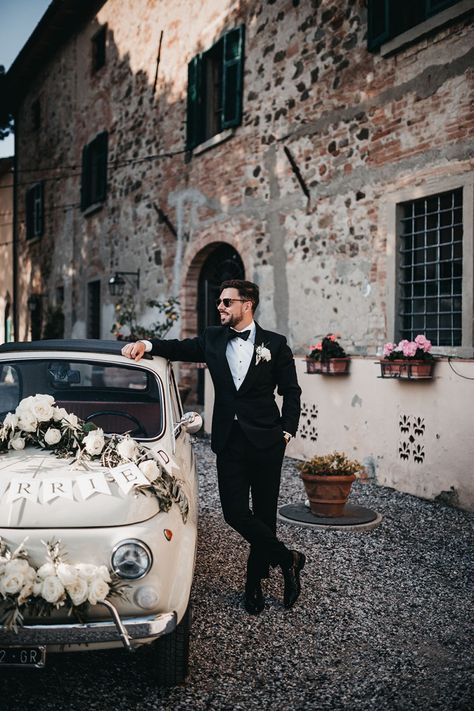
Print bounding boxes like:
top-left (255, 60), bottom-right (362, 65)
top-left (108, 269), bottom-right (140, 297)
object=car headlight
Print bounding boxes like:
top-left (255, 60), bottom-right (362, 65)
top-left (111, 539), bottom-right (152, 580)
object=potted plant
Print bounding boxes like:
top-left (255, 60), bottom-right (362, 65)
top-left (379, 335), bottom-right (436, 379)
top-left (306, 334), bottom-right (350, 374)
top-left (297, 452), bottom-right (364, 517)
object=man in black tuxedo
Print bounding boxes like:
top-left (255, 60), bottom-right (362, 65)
top-left (122, 279), bottom-right (304, 614)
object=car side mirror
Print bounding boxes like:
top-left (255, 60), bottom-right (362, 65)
top-left (173, 412), bottom-right (203, 437)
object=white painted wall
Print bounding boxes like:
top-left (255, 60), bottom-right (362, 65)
top-left (204, 357), bottom-right (474, 511)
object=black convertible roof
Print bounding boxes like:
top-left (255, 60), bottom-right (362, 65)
top-left (0, 339), bottom-right (149, 357)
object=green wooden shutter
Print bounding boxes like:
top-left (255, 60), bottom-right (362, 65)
top-left (80, 143), bottom-right (91, 210)
top-left (367, 0), bottom-right (391, 51)
top-left (95, 130), bottom-right (108, 202)
top-left (186, 55), bottom-right (202, 150)
top-left (426, 0), bottom-right (458, 15)
top-left (25, 186), bottom-right (34, 239)
top-left (36, 182), bottom-right (44, 236)
top-left (221, 25), bottom-right (245, 130)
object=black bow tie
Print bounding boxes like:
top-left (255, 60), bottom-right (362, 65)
top-left (227, 329), bottom-right (251, 341)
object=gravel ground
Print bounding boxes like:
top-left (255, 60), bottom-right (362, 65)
top-left (1, 435), bottom-right (473, 710)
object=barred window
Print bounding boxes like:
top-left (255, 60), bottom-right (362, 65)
top-left (398, 188), bottom-right (463, 346)
top-left (25, 182), bottom-right (44, 240)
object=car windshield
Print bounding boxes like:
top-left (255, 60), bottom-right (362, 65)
top-left (0, 359), bottom-right (163, 439)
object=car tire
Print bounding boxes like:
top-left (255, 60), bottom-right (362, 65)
top-left (150, 603), bottom-right (191, 686)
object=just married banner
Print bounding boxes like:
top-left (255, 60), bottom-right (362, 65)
top-left (0, 446), bottom-right (179, 505)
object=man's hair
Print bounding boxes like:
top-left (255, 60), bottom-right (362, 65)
top-left (219, 279), bottom-right (259, 312)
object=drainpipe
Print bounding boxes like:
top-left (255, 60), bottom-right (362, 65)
top-left (12, 114), bottom-right (18, 341)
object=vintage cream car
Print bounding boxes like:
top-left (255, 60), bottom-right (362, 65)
top-left (0, 339), bottom-right (200, 685)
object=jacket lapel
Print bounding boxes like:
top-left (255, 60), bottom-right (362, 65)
top-left (238, 323), bottom-right (267, 395)
top-left (217, 327), bottom-right (237, 392)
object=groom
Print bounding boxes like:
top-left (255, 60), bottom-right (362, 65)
top-left (121, 279), bottom-right (304, 614)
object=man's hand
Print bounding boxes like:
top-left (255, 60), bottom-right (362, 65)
top-left (121, 341), bottom-right (146, 361)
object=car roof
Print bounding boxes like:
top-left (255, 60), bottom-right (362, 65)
top-left (0, 339), bottom-right (152, 358)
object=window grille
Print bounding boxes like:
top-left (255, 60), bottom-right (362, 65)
top-left (398, 188), bottom-right (463, 346)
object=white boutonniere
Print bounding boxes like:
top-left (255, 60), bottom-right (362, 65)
top-left (255, 344), bottom-right (271, 365)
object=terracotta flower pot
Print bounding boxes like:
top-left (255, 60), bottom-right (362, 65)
top-left (325, 357), bottom-right (351, 374)
top-left (305, 358), bottom-right (323, 374)
top-left (306, 357), bottom-right (350, 375)
top-left (399, 360), bottom-right (435, 379)
top-left (300, 471), bottom-right (356, 517)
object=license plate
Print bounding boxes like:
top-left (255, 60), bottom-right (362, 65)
top-left (0, 646), bottom-right (46, 668)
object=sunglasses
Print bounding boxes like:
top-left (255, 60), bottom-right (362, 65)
top-left (215, 298), bottom-right (247, 308)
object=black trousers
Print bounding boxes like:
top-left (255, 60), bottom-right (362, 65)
top-left (216, 421), bottom-right (293, 583)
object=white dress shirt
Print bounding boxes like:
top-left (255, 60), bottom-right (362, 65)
top-left (226, 321), bottom-right (256, 390)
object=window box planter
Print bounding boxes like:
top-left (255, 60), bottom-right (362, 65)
top-left (379, 359), bottom-right (436, 380)
top-left (305, 357), bottom-right (351, 375)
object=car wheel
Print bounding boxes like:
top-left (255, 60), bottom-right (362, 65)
top-left (150, 603), bottom-right (191, 686)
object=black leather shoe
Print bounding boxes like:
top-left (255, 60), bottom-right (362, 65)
top-left (282, 550), bottom-right (306, 609)
top-left (244, 580), bottom-right (264, 615)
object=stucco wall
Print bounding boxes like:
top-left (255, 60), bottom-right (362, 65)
top-left (204, 357), bottom-right (474, 511)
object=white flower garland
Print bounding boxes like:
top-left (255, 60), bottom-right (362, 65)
top-left (0, 394), bottom-right (189, 522)
top-left (0, 537), bottom-right (128, 632)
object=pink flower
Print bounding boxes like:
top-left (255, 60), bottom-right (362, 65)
top-left (328, 334), bottom-right (337, 342)
top-left (315, 342), bottom-right (322, 350)
top-left (415, 335), bottom-right (432, 352)
top-left (402, 341), bottom-right (418, 358)
top-left (383, 342), bottom-right (396, 358)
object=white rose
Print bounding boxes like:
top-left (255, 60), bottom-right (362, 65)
top-left (18, 582), bottom-right (34, 605)
top-left (5, 558), bottom-right (31, 576)
top-left (3, 412), bottom-right (18, 430)
top-left (37, 562), bottom-right (56, 579)
top-left (17, 413), bottom-right (37, 433)
top-left (66, 577), bottom-right (89, 606)
top-left (53, 407), bottom-right (69, 422)
top-left (32, 579), bottom-right (43, 597)
top-left (260, 347), bottom-right (271, 361)
top-left (56, 563), bottom-right (78, 587)
top-left (15, 396), bottom-right (34, 416)
top-left (116, 437), bottom-right (138, 461)
top-left (96, 565), bottom-right (111, 583)
top-left (139, 459), bottom-right (159, 482)
top-left (75, 563), bottom-right (98, 581)
top-left (41, 575), bottom-right (65, 604)
top-left (2, 571), bottom-right (25, 595)
top-left (64, 412), bottom-right (79, 428)
top-left (88, 577), bottom-right (110, 605)
top-left (83, 429), bottom-right (105, 456)
top-left (44, 427), bottom-right (62, 446)
top-left (10, 436), bottom-right (25, 451)
top-left (30, 395), bottom-right (55, 422)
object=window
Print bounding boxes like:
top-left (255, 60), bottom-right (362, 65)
top-left (25, 182), bottom-right (44, 239)
top-left (187, 25), bottom-right (245, 150)
top-left (32, 99), bottom-right (41, 130)
top-left (398, 189), bottom-right (463, 346)
top-left (367, 0), bottom-right (463, 51)
top-left (87, 281), bottom-right (101, 339)
top-left (91, 26), bottom-right (107, 72)
top-left (80, 131), bottom-right (108, 211)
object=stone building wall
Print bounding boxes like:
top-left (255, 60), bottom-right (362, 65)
top-left (14, 0), bottom-right (474, 356)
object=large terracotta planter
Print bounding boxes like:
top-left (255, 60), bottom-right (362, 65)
top-left (305, 357), bottom-right (350, 375)
top-left (300, 471), bottom-right (356, 517)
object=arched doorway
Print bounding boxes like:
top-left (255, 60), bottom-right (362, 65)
top-left (196, 244), bottom-right (244, 403)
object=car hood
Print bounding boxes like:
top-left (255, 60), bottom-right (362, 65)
top-left (0, 450), bottom-right (160, 528)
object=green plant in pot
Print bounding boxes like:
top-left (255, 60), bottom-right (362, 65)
top-left (297, 451), bottom-right (364, 517)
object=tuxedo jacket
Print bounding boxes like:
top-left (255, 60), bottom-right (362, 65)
top-left (149, 323), bottom-right (301, 453)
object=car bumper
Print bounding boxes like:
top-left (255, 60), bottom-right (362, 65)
top-left (0, 611), bottom-right (176, 648)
